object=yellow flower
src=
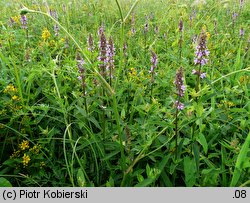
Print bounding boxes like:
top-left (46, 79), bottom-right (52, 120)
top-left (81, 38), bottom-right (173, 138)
top-left (42, 28), bottom-right (51, 41)
top-left (206, 32), bottom-right (210, 40)
top-left (29, 145), bottom-right (40, 154)
top-left (202, 25), bottom-right (207, 31)
top-left (19, 140), bottom-right (29, 151)
top-left (10, 150), bottom-right (21, 159)
top-left (12, 95), bottom-right (19, 101)
top-left (14, 105), bottom-right (23, 111)
top-left (127, 30), bottom-right (132, 37)
top-left (240, 75), bottom-right (249, 84)
top-left (22, 153), bottom-right (31, 167)
top-left (48, 40), bottom-right (55, 47)
top-left (128, 68), bottom-right (137, 77)
top-left (3, 84), bottom-right (17, 94)
top-left (12, 16), bottom-right (20, 24)
top-left (60, 38), bottom-right (65, 43)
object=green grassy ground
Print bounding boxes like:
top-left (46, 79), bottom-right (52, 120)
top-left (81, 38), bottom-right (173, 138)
top-left (0, 0), bottom-right (249, 186)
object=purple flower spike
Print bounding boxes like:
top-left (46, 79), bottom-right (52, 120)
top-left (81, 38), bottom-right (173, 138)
top-left (232, 12), bottom-right (238, 20)
top-left (174, 67), bottom-right (186, 100)
top-left (87, 34), bottom-right (94, 52)
top-left (144, 15), bottom-right (149, 34)
top-left (98, 28), bottom-right (107, 77)
top-left (175, 101), bottom-right (184, 110)
top-left (154, 26), bottom-right (159, 34)
top-left (200, 72), bottom-right (206, 79)
top-left (123, 42), bottom-right (128, 57)
top-left (98, 25), bottom-right (104, 36)
top-left (144, 23), bottom-right (149, 34)
top-left (179, 19), bottom-right (183, 33)
top-left (54, 24), bottom-right (59, 36)
top-left (192, 69), bottom-right (206, 79)
top-left (49, 10), bottom-right (60, 36)
top-left (149, 51), bottom-right (158, 83)
top-left (76, 54), bottom-right (86, 95)
top-left (194, 30), bottom-right (209, 66)
top-left (131, 27), bottom-right (136, 35)
top-left (106, 36), bottom-right (116, 78)
top-left (20, 15), bottom-right (28, 29)
top-left (163, 33), bottom-right (167, 39)
top-left (240, 27), bottom-right (244, 37)
top-left (150, 51), bottom-right (158, 69)
top-left (240, 0), bottom-right (244, 9)
top-left (131, 12), bottom-right (136, 35)
top-left (77, 75), bottom-right (83, 81)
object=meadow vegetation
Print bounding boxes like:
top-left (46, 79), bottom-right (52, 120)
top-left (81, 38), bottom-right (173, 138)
top-left (0, 0), bottom-right (249, 186)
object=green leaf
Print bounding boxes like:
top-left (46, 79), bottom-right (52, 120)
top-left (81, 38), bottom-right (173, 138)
top-left (184, 156), bottom-right (197, 187)
top-left (201, 169), bottom-right (220, 186)
top-left (171, 38), bottom-right (179, 47)
top-left (230, 132), bottom-right (250, 186)
top-left (196, 102), bottom-right (204, 117)
top-left (135, 178), bottom-right (154, 187)
top-left (77, 169), bottom-right (85, 187)
top-left (20, 7), bottom-right (30, 15)
top-left (88, 116), bottom-right (101, 130)
top-left (101, 150), bottom-right (120, 161)
top-left (197, 133), bottom-right (208, 154)
top-left (0, 177), bottom-right (12, 187)
top-left (234, 42), bottom-right (243, 71)
top-left (106, 177), bottom-right (114, 187)
top-left (193, 142), bottom-right (200, 173)
top-left (170, 162), bottom-right (178, 175)
top-left (121, 108), bottom-right (126, 120)
top-left (146, 164), bottom-right (151, 177)
top-left (160, 171), bottom-right (173, 187)
top-left (137, 174), bottom-right (144, 183)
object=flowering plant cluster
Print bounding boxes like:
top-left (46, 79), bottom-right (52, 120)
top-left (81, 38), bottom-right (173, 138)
top-left (174, 67), bottom-right (185, 110)
top-left (192, 30), bottom-right (209, 79)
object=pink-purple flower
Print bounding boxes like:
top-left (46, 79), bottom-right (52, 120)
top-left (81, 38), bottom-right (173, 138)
top-left (149, 50), bottom-right (158, 83)
top-left (175, 101), bottom-right (184, 110)
top-left (106, 36), bottom-right (115, 78)
top-left (174, 67), bottom-right (185, 110)
top-left (20, 15), bottom-right (28, 29)
top-left (49, 10), bottom-right (60, 36)
top-left (194, 30), bottom-right (210, 66)
top-left (240, 27), bottom-right (244, 37)
top-left (87, 33), bottom-right (94, 52)
top-left (150, 51), bottom-right (158, 72)
top-left (179, 19), bottom-right (183, 33)
top-left (131, 12), bottom-right (136, 35)
top-left (192, 69), bottom-right (207, 79)
top-left (98, 28), bottom-right (107, 77)
top-left (76, 54), bottom-right (86, 95)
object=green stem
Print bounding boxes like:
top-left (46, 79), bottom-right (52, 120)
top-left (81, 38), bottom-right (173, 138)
top-left (12, 58), bottom-right (24, 105)
top-left (112, 95), bottom-right (125, 169)
top-left (123, 0), bottom-right (141, 23)
top-left (175, 107), bottom-right (179, 160)
top-left (115, 22), bottom-right (125, 90)
top-left (211, 67), bottom-right (250, 85)
top-left (195, 65), bottom-right (202, 93)
top-left (115, 0), bottom-right (124, 22)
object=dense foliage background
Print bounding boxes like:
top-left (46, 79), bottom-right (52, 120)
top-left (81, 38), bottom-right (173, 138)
top-left (0, 0), bottom-right (249, 186)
